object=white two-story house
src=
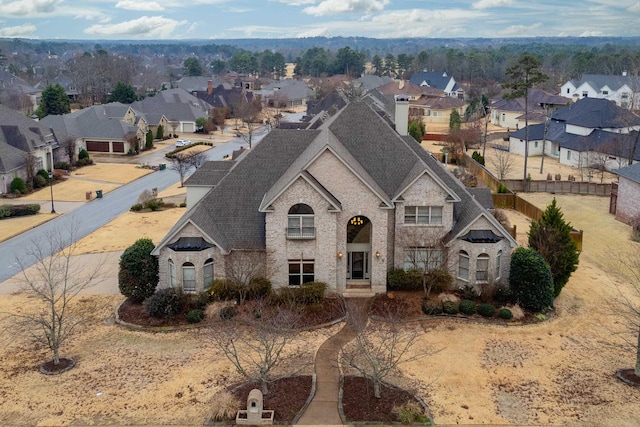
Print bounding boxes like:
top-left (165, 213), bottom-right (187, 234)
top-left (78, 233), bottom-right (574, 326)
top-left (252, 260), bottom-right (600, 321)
top-left (151, 99), bottom-right (517, 296)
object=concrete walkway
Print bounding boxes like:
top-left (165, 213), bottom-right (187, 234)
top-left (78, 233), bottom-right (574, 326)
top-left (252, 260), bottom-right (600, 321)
top-left (296, 298), bottom-right (370, 425)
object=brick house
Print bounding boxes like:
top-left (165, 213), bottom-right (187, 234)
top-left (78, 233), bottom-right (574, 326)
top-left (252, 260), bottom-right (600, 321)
top-left (151, 99), bottom-right (517, 296)
top-left (612, 163), bottom-right (640, 225)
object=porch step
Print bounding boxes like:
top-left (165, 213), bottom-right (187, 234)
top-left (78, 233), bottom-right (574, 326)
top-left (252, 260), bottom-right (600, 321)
top-left (346, 280), bottom-right (371, 289)
top-left (342, 288), bottom-right (376, 298)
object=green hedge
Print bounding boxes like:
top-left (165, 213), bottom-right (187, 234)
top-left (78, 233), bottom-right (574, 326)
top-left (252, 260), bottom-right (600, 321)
top-left (0, 204), bottom-right (41, 219)
top-left (270, 281), bottom-right (327, 305)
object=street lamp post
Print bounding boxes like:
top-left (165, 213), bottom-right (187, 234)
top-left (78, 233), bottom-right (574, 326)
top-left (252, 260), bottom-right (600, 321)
top-left (48, 149), bottom-right (55, 214)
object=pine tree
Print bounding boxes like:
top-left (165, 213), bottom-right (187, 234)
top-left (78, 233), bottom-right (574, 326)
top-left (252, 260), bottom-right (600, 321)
top-left (528, 198), bottom-right (580, 296)
top-left (36, 84), bottom-right (70, 119)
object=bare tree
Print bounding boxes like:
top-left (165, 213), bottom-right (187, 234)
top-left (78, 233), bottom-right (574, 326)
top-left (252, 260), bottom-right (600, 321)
top-left (235, 98), bottom-right (263, 149)
top-left (168, 150), bottom-right (207, 187)
top-left (168, 120), bottom-right (180, 138)
top-left (212, 309), bottom-right (309, 395)
top-left (340, 305), bottom-right (437, 398)
top-left (489, 141), bottom-right (515, 180)
top-left (23, 151), bottom-right (37, 186)
top-left (612, 251), bottom-right (640, 382)
top-left (398, 227), bottom-right (449, 297)
top-left (224, 249), bottom-right (272, 305)
top-left (62, 136), bottom-right (77, 166)
top-left (3, 222), bottom-right (104, 371)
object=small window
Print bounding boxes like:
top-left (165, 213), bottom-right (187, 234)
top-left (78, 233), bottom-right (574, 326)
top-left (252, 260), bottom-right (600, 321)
top-left (566, 88), bottom-right (570, 94)
top-left (169, 259), bottom-right (176, 287)
top-left (458, 251), bottom-right (469, 281)
top-left (476, 254), bottom-right (489, 283)
top-left (287, 204), bottom-right (315, 239)
top-left (496, 250), bottom-right (502, 279)
top-left (534, 141), bottom-right (538, 148)
top-left (567, 150), bottom-right (571, 160)
top-left (582, 91), bottom-right (588, 98)
top-left (203, 258), bottom-right (214, 288)
top-left (602, 90), bottom-right (609, 95)
top-left (289, 260), bottom-right (314, 286)
top-left (182, 262), bottom-right (196, 292)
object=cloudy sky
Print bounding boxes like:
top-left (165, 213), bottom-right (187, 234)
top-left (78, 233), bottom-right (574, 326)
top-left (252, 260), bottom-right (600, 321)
top-left (0, 0), bottom-right (639, 40)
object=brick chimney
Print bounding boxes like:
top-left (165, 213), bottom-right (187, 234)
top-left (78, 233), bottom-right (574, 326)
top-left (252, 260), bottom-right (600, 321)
top-left (207, 80), bottom-right (213, 95)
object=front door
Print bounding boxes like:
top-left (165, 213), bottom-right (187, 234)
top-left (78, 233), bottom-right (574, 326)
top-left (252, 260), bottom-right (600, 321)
top-left (347, 251), bottom-right (370, 280)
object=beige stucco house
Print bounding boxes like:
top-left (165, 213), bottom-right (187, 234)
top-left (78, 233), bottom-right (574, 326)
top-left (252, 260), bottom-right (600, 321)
top-left (151, 99), bottom-right (517, 296)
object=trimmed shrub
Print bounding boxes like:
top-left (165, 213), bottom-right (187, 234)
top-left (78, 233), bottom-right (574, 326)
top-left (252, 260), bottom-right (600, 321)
top-left (509, 247), bottom-right (554, 311)
top-left (54, 162), bottom-right (69, 171)
top-left (270, 281), bottom-right (327, 306)
top-left (442, 300), bottom-right (459, 315)
top-left (37, 169), bottom-right (50, 182)
top-left (78, 148), bottom-right (90, 160)
top-left (130, 203), bottom-right (143, 212)
top-left (0, 204), bottom-right (40, 219)
top-left (186, 309), bottom-right (205, 323)
top-left (424, 269), bottom-right (453, 295)
top-left (499, 308), bottom-right (513, 320)
top-left (387, 268), bottom-right (422, 291)
top-left (145, 288), bottom-right (183, 318)
top-left (459, 299), bottom-right (477, 315)
top-left (118, 238), bottom-right (159, 304)
top-left (187, 291), bottom-right (211, 310)
top-left (497, 183), bottom-right (509, 194)
top-left (422, 300), bottom-right (443, 315)
top-left (248, 277), bottom-right (272, 300)
top-left (10, 177), bottom-right (27, 194)
top-left (220, 305), bottom-right (238, 320)
top-left (478, 303), bottom-right (496, 318)
top-left (33, 174), bottom-right (47, 189)
top-left (209, 279), bottom-right (240, 301)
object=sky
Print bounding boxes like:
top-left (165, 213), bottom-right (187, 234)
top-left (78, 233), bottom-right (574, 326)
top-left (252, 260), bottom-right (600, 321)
top-left (1, 0), bottom-right (640, 40)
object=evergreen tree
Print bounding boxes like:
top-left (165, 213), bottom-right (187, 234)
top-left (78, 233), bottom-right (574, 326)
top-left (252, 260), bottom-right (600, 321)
top-left (528, 198), bottom-right (580, 296)
top-left (145, 130), bottom-right (153, 150)
top-left (118, 238), bottom-right (159, 304)
top-left (156, 124), bottom-right (164, 140)
top-left (408, 118), bottom-right (425, 143)
top-left (108, 82), bottom-right (137, 104)
top-left (35, 84), bottom-right (70, 119)
top-left (184, 57), bottom-right (205, 76)
top-left (449, 109), bottom-right (462, 130)
top-left (510, 247), bottom-right (554, 311)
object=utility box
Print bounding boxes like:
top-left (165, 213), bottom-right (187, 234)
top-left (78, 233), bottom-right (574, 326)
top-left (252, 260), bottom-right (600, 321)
top-left (85, 191), bottom-right (92, 200)
top-left (96, 189), bottom-right (103, 199)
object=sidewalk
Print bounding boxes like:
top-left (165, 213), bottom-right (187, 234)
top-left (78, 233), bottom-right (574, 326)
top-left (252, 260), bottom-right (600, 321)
top-left (296, 298), bottom-right (370, 425)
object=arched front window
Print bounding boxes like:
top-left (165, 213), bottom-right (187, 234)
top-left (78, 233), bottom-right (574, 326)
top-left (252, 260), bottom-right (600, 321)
top-left (169, 259), bottom-right (176, 287)
top-left (496, 250), bottom-right (502, 279)
top-left (476, 253), bottom-right (489, 283)
top-left (287, 203), bottom-right (315, 239)
top-left (182, 262), bottom-right (196, 292)
top-left (458, 251), bottom-right (469, 281)
top-left (203, 258), bottom-right (214, 288)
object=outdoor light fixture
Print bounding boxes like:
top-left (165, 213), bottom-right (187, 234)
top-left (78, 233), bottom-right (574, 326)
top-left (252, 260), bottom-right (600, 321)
top-left (350, 216), bottom-right (363, 226)
top-left (375, 251), bottom-right (380, 258)
top-left (48, 147), bottom-right (55, 214)
top-left (337, 251), bottom-right (343, 259)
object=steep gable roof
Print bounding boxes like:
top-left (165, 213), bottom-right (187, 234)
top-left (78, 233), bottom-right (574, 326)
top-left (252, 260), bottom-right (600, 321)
top-left (40, 104), bottom-right (139, 140)
top-left (409, 71), bottom-right (453, 91)
top-left (569, 74), bottom-right (640, 92)
top-left (613, 162), bottom-right (640, 184)
top-left (131, 88), bottom-right (211, 122)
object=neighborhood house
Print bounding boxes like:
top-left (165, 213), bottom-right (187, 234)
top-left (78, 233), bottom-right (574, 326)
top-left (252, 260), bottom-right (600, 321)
top-left (152, 97), bottom-right (517, 296)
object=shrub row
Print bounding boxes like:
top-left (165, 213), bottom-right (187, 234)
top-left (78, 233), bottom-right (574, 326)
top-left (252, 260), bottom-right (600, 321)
top-left (421, 300), bottom-right (512, 320)
top-left (131, 198), bottom-right (165, 212)
top-left (144, 288), bottom-right (210, 322)
top-left (387, 268), bottom-right (452, 294)
top-left (209, 278), bottom-right (327, 307)
top-left (0, 203), bottom-right (41, 219)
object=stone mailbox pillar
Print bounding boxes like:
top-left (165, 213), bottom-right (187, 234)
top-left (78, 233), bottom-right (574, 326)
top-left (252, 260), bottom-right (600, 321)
top-left (236, 388), bottom-right (274, 425)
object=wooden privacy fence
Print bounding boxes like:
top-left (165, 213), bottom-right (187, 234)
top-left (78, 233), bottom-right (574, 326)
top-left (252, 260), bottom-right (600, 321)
top-left (503, 179), bottom-right (612, 196)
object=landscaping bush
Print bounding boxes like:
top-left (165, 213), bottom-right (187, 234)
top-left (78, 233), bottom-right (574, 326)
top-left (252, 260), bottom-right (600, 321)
top-left (33, 174), bottom-right (47, 189)
top-left (37, 169), bottom-right (50, 182)
top-left (209, 279), bottom-right (240, 301)
top-left (78, 148), bottom-right (90, 160)
top-left (424, 269), bottom-right (453, 295)
top-left (145, 288), bottom-right (183, 318)
top-left (499, 308), bottom-right (513, 320)
top-left (118, 238), bottom-right (159, 304)
top-left (220, 305), bottom-right (238, 320)
top-left (478, 303), bottom-right (496, 318)
top-left (509, 247), bottom-right (554, 311)
top-left (270, 281), bottom-right (327, 306)
top-left (421, 300), bottom-right (443, 315)
top-left (145, 199), bottom-right (164, 211)
top-left (393, 401), bottom-right (431, 425)
top-left (387, 268), bottom-right (422, 291)
top-left (248, 277), bottom-right (272, 300)
top-left (10, 176), bottom-right (27, 194)
top-left (0, 206), bottom-right (10, 219)
top-left (497, 183), bottom-right (509, 194)
top-left (130, 203), bottom-right (143, 212)
top-left (186, 309), bottom-right (205, 323)
top-left (187, 291), bottom-right (211, 310)
top-left (459, 299), bottom-right (477, 315)
top-left (0, 204), bottom-right (41, 219)
top-left (442, 300), bottom-right (459, 315)
top-left (54, 162), bottom-right (69, 171)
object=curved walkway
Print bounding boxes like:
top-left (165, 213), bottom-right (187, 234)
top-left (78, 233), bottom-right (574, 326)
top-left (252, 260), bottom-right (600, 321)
top-left (296, 298), bottom-right (370, 425)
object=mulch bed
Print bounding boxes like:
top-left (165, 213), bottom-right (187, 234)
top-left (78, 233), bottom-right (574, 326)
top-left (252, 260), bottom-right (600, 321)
top-left (229, 376), bottom-right (312, 422)
top-left (370, 291), bottom-right (543, 324)
top-left (341, 375), bottom-right (427, 423)
top-left (40, 357), bottom-right (75, 375)
top-left (117, 296), bottom-right (346, 330)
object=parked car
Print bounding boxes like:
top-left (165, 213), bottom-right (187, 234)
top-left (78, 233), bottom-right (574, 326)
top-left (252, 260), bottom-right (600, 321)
top-left (175, 139), bottom-right (192, 147)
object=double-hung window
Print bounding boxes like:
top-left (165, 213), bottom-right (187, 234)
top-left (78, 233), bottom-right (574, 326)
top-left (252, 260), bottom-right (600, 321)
top-left (288, 260), bottom-right (314, 286)
top-left (476, 254), bottom-right (489, 283)
top-left (404, 206), bottom-right (443, 225)
top-left (182, 262), bottom-right (196, 292)
top-left (458, 251), bottom-right (469, 281)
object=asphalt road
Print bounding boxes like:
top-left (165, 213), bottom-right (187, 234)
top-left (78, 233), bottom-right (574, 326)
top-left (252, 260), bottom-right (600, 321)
top-left (0, 133), bottom-right (264, 284)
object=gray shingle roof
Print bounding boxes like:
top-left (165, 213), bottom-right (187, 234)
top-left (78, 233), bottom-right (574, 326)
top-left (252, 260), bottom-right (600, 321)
top-left (570, 74), bottom-right (640, 92)
top-left (184, 160), bottom-right (234, 186)
top-left (551, 97), bottom-right (640, 128)
top-left (40, 104), bottom-right (139, 140)
top-left (410, 71), bottom-right (453, 91)
top-left (157, 99), bottom-right (517, 253)
top-left (613, 162), bottom-right (640, 183)
top-left (131, 88), bottom-right (211, 122)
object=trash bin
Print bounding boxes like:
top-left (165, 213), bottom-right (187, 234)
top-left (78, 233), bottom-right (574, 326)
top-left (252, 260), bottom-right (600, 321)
top-left (85, 191), bottom-right (92, 200)
top-left (159, 163), bottom-right (166, 170)
top-left (96, 189), bottom-right (103, 199)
